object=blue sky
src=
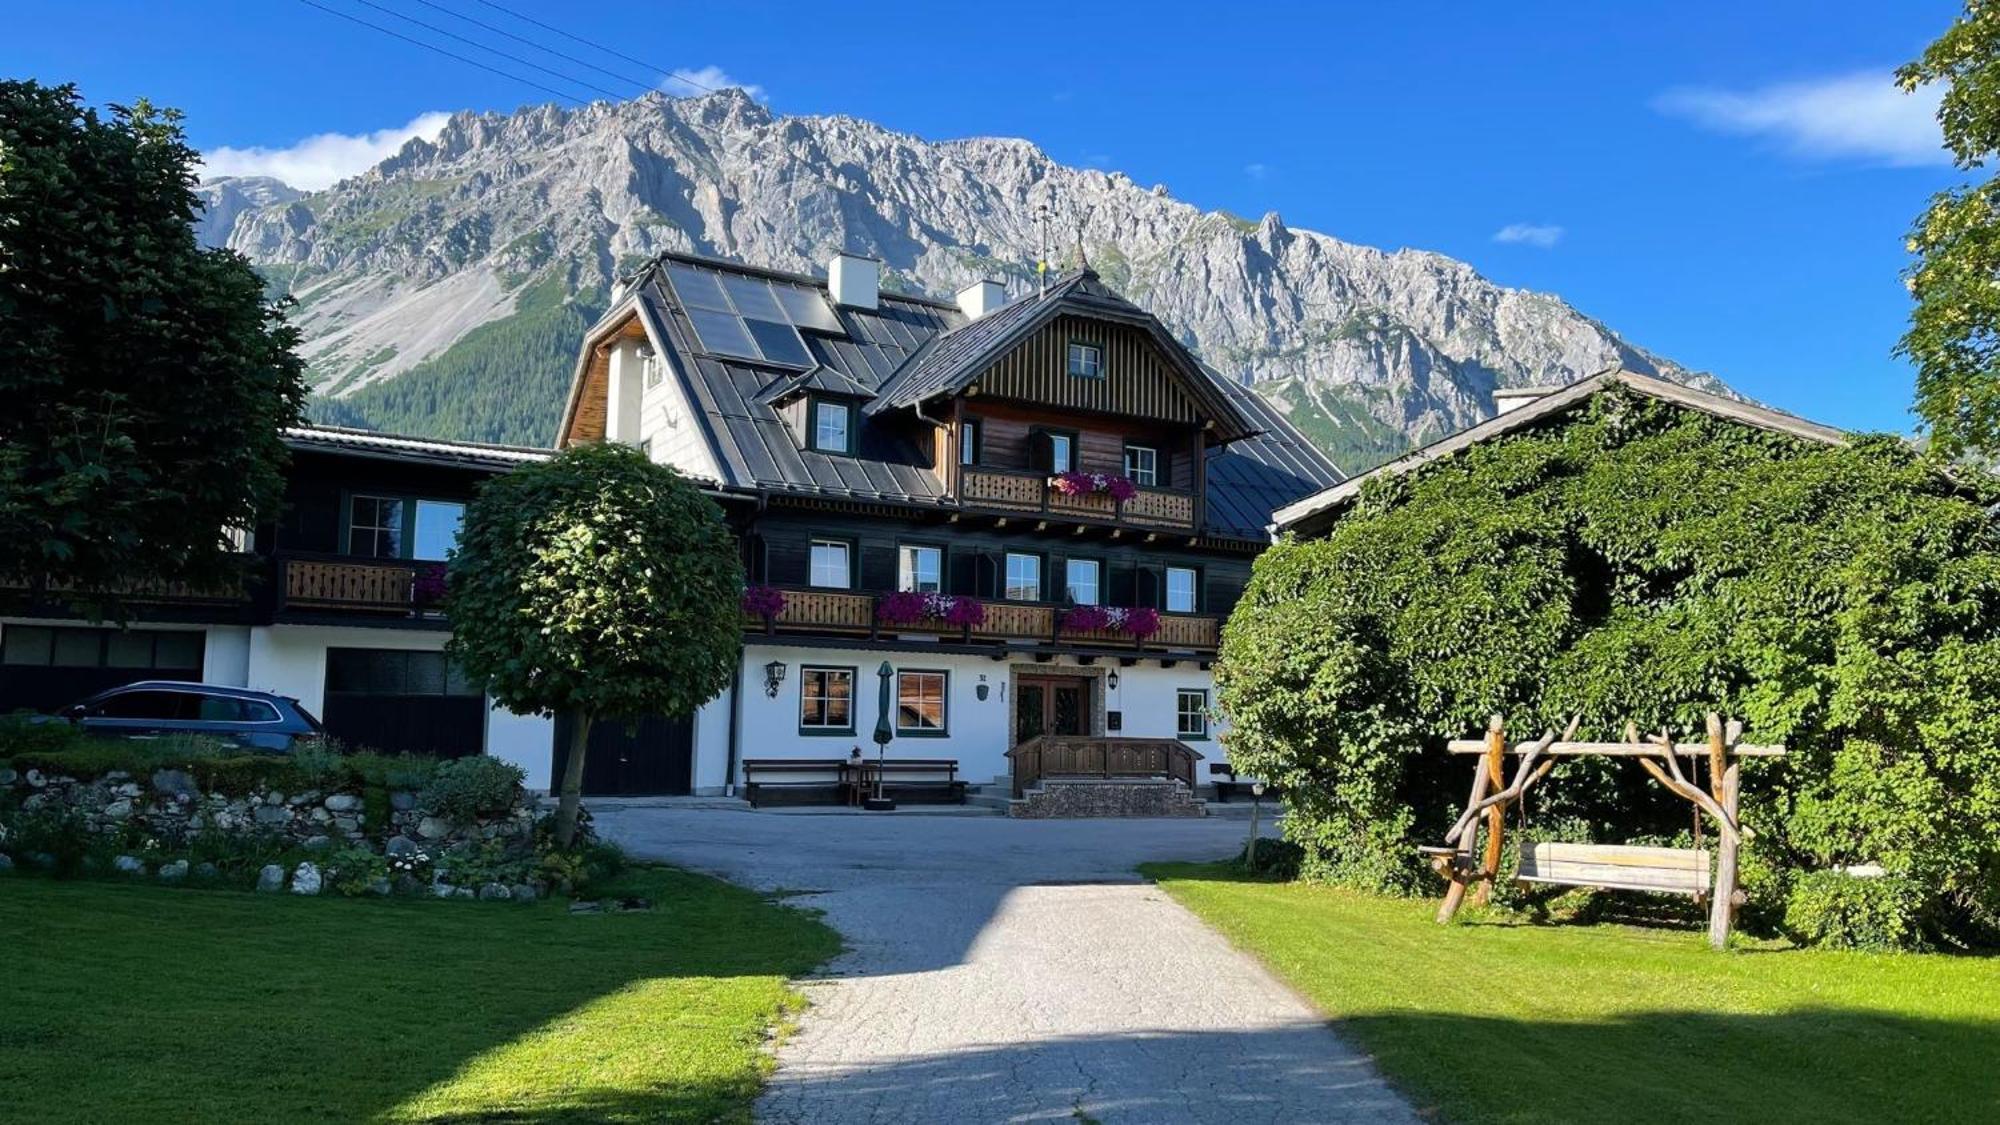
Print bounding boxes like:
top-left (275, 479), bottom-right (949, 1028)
top-left (3, 1), bottom-right (1968, 434)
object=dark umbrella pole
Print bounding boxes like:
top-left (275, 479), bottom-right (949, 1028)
top-left (865, 660), bottom-right (897, 811)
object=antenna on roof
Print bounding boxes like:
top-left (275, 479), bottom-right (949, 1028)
top-left (1034, 201), bottom-right (1052, 299)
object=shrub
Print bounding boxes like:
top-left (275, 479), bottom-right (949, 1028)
top-left (320, 845), bottom-right (389, 897)
top-left (1220, 389), bottom-right (2000, 949)
top-left (418, 756), bottom-right (525, 824)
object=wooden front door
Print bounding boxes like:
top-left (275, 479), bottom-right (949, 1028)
top-left (1016, 676), bottom-right (1089, 742)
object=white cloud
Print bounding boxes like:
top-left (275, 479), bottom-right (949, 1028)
top-left (200, 112), bottom-right (451, 191)
top-left (661, 66), bottom-right (766, 101)
top-left (1493, 222), bottom-right (1564, 248)
top-left (1653, 69), bottom-right (1946, 167)
top-left (1244, 162), bottom-right (1270, 180)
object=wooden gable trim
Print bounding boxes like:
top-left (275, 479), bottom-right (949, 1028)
top-left (965, 314), bottom-right (1207, 425)
top-left (556, 312), bottom-right (650, 447)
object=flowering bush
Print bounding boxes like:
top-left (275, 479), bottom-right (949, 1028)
top-left (413, 563), bottom-right (448, 604)
top-left (1060, 605), bottom-right (1162, 638)
top-left (1050, 471), bottom-right (1139, 503)
top-left (877, 591), bottom-right (987, 627)
top-left (741, 585), bottom-right (787, 619)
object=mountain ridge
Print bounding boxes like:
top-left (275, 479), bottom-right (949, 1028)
top-left (199, 90), bottom-right (1724, 470)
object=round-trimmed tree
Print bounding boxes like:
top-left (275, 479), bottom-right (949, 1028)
top-left (446, 442), bottom-right (743, 846)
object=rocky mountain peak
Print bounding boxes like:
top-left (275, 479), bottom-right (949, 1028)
top-left (203, 91), bottom-right (1722, 469)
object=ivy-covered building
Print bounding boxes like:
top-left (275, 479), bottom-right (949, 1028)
top-left (1241, 368), bottom-right (2000, 950)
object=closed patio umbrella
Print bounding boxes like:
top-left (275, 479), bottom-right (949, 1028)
top-left (865, 661), bottom-right (896, 811)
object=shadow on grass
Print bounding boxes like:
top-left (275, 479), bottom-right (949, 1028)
top-left (1334, 1007), bottom-right (2000, 1125)
top-left (0, 866), bottom-right (838, 1125)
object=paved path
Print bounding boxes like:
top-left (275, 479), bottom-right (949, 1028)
top-left (595, 807), bottom-right (1415, 1124)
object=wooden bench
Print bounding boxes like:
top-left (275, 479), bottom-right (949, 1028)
top-left (741, 758), bottom-right (850, 808)
top-left (1515, 842), bottom-right (1711, 898)
top-left (1208, 762), bottom-right (1276, 803)
top-left (854, 758), bottom-right (966, 805)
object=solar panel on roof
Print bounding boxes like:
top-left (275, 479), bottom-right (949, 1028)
top-left (744, 318), bottom-right (812, 366)
top-left (773, 285), bottom-right (843, 333)
top-left (663, 263), bottom-right (844, 368)
top-left (721, 274), bottom-right (785, 320)
top-left (665, 265), bottom-right (732, 312)
top-left (686, 308), bottom-right (760, 361)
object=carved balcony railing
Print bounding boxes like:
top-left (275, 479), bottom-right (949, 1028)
top-left (958, 468), bottom-right (1197, 532)
top-left (278, 555), bottom-right (447, 621)
top-left (744, 586), bottom-right (1219, 653)
top-left (1005, 735), bottom-right (1202, 797)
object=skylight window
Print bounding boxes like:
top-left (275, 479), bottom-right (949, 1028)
top-left (664, 262), bottom-right (846, 368)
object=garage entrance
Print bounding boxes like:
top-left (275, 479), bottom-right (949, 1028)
top-left (321, 647), bottom-right (484, 758)
top-left (550, 713), bottom-right (694, 796)
top-left (0, 625), bottom-right (205, 714)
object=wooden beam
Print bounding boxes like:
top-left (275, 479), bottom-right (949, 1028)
top-left (1475, 715), bottom-right (1506, 906)
top-left (1446, 740), bottom-right (1784, 758)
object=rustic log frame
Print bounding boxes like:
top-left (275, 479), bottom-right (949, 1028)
top-left (1426, 712), bottom-right (1784, 950)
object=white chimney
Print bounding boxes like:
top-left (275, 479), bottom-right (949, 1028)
top-left (1494, 387), bottom-right (1558, 415)
top-left (827, 252), bottom-right (880, 310)
top-left (955, 278), bottom-right (1008, 320)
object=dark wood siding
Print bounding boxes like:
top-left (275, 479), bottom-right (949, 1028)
top-left (268, 450), bottom-right (495, 557)
top-left (971, 315), bottom-right (1205, 423)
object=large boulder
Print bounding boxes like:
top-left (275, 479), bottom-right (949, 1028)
top-left (290, 862), bottom-right (322, 896)
top-left (256, 863), bottom-right (285, 892)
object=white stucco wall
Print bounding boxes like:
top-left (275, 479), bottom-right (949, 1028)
top-left (243, 624), bottom-right (552, 786)
top-left (202, 626), bottom-right (252, 687)
top-left (726, 641), bottom-right (1221, 790)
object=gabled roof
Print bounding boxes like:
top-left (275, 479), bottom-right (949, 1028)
top-left (569, 250), bottom-right (1341, 539)
top-left (283, 425), bottom-right (550, 472)
top-left (1270, 368), bottom-right (1849, 536)
top-left (866, 269), bottom-right (1259, 442)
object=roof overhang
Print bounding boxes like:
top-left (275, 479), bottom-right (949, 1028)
top-left (1269, 369), bottom-right (1850, 537)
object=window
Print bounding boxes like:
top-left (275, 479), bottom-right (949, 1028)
top-left (812, 399), bottom-right (852, 454)
top-left (347, 495), bottom-right (404, 558)
top-left (637, 437), bottom-right (654, 461)
top-left (2, 627), bottom-right (202, 671)
top-left (809, 539), bottom-right (852, 588)
top-left (899, 545), bottom-right (943, 593)
top-left (642, 350), bottom-right (663, 388)
top-left (94, 691), bottom-right (188, 720)
top-left (1067, 341), bottom-right (1104, 378)
top-left (346, 495), bottom-right (464, 561)
top-left (1177, 689), bottom-right (1210, 740)
top-left (960, 420), bottom-right (981, 466)
top-left (1165, 567), bottom-right (1198, 613)
top-left (1004, 552), bottom-right (1043, 601)
top-left (1049, 432), bottom-right (1074, 473)
top-left (1065, 558), bottom-right (1101, 605)
top-left (896, 670), bottom-right (948, 736)
top-left (411, 500), bottom-right (464, 562)
top-left (1124, 445), bottom-right (1159, 486)
top-left (799, 666), bottom-right (855, 734)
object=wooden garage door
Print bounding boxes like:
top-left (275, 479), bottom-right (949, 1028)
top-left (550, 713), bottom-right (694, 796)
top-left (321, 648), bottom-right (484, 758)
top-left (0, 626), bottom-right (205, 714)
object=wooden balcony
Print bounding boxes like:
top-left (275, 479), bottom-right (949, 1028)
top-left (958, 468), bottom-right (1197, 532)
top-left (745, 586), bottom-right (1219, 653)
top-left (279, 556), bottom-right (444, 620)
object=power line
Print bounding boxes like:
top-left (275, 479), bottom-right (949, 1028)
top-left (408, 0), bottom-right (657, 94)
top-left (468, 0), bottom-right (719, 93)
top-left (342, 0), bottom-right (630, 101)
top-left (294, 0), bottom-right (586, 104)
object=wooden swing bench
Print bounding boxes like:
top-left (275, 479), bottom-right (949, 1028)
top-left (1422, 713), bottom-right (1785, 949)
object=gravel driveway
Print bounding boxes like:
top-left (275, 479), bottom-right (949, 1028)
top-left (594, 806), bottom-right (1415, 1124)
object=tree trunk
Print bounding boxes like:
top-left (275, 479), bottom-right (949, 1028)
top-left (556, 710), bottom-right (593, 849)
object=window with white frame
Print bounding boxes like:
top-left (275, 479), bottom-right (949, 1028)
top-left (346, 495), bottom-right (404, 558)
top-left (1123, 445), bottom-right (1159, 486)
top-left (1177, 689), bottom-right (1209, 739)
top-left (812, 399), bottom-right (852, 454)
top-left (799, 666), bottom-right (855, 733)
top-left (1005, 552), bottom-right (1042, 601)
top-left (1065, 558), bottom-right (1101, 605)
top-left (1048, 432), bottom-right (1074, 473)
top-left (899, 545), bottom-right (942, 593)
top-left (1165, 566), bottom-right (1198, 613)
top-left (642, 350), bottom-right (663, 388)
top-left (809, 539), bottom-right (852, 588)
top-left (1066, 341), bottom-right (1103, 378)
top-left (896, 670), bottom-right (948, 735)
top-left (960, 420), bottom-right (981, 466)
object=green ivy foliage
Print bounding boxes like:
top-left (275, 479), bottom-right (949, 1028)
top-left (1218, 389), bottom-right (2000, 949)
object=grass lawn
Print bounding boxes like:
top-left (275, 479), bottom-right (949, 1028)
top-left (1146, 863), bottom-right (2000, 1125)
top-left (0, 866), bottom-right (838, 1124)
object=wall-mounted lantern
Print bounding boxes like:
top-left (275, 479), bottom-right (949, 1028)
top-left (764, 660), bottom-right (787, 698)
top-left (1106, 669), bottom-right (1121, 691)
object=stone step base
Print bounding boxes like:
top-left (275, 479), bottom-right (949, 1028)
top-left (1008, 777), bottom-right (1207, 819)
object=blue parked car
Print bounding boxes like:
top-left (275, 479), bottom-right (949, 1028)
top-left (53, 681), bottom-right (325, 752)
